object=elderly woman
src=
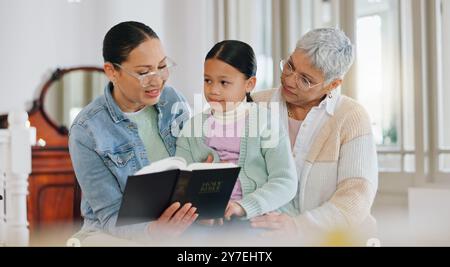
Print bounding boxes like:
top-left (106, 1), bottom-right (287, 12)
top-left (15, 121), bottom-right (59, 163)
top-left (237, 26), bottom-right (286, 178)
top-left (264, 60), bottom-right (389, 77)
top-left (250, 28), bottom-right (378, 242)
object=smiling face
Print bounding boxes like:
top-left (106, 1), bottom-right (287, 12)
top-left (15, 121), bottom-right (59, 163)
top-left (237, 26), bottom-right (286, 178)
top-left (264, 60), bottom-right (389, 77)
top-left (204, 58), bottom-right (255, 112)
top-left (104, 38), bottom-right (168, 112)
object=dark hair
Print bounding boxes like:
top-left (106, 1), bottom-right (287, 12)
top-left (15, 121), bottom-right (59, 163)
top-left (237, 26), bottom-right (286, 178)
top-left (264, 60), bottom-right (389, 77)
top-left (205, 40), bottom-right (257, 102)
top-left (103, 21), bottom-right (159, 67)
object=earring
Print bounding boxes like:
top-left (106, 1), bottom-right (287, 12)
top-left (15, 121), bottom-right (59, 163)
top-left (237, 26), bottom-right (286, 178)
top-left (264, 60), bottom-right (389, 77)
top-left (328, 93), bottom-right (333, 99)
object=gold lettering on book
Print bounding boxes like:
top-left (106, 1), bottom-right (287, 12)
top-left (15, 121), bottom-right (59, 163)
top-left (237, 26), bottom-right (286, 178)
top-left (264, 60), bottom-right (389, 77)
top-left (199, 181), bottom-right (222, 194)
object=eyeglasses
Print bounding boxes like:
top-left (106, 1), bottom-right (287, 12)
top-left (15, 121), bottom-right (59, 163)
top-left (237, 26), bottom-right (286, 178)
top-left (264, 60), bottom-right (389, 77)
top-left (113, 57), bottom-right (177, 88)
top-left (279, 59), bottom-right (322, 90)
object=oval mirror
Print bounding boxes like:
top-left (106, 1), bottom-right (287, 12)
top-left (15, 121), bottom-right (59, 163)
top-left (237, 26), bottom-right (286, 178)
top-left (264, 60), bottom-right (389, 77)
top-left (41, 68), bottom-right (109, 132)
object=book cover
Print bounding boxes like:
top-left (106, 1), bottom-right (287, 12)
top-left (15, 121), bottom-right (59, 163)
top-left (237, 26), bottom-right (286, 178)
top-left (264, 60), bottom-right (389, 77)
top-left (116, 158), bottom-right (241, 226)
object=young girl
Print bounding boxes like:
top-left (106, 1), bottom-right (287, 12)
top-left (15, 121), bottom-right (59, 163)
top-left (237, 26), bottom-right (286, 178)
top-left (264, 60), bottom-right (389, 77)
top-left (175, 40), bottom-right (298, 221)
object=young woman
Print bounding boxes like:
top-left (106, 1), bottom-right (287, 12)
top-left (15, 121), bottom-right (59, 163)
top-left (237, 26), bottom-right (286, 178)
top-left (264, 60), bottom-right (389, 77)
top-left (69, 21), bottom-right (197, 242)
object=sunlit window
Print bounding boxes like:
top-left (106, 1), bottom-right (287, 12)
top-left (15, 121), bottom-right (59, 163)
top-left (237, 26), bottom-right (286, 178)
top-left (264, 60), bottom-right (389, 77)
top-left (357, 15), bottom-right (384, 144)
top-left (438, 0), bottom-right (450, 173)
top-left (230, 0), bottom-right (273, 91)
top-left (356, 0), bottom-right (407, 172)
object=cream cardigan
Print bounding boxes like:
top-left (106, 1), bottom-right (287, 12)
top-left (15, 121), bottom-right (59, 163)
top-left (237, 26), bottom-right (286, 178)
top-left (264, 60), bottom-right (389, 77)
top-left (252, 88), bottom-right (378, 237)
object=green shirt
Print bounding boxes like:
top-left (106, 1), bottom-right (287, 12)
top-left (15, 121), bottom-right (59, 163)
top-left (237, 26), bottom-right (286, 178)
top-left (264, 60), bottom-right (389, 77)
top-left (125, 106), bottom-right (170, 163)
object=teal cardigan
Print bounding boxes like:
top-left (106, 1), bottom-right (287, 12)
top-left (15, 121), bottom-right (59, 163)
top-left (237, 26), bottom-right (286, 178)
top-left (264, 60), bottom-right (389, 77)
top-left (175, 105), bottom-right (298, 219)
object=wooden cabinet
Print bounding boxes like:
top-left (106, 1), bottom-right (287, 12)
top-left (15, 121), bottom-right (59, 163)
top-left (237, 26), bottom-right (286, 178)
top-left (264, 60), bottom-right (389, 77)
top-left (27, 107), bottom-right (82, 233)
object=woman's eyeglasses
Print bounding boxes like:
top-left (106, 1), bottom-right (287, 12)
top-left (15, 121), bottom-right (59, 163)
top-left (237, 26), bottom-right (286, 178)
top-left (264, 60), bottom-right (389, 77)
top-left (113, 57), bottom-right (177, 88)
top-left (279, 59), bottom-right (322, 90)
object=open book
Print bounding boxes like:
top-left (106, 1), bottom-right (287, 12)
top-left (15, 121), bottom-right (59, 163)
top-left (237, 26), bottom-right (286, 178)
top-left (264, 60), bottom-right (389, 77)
top-left (116, 157), bottom-right (241, 226)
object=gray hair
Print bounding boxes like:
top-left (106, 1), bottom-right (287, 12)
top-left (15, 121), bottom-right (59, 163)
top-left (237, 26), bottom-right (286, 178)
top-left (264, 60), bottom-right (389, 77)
top-left (296, 28), bottom-right (355, 84)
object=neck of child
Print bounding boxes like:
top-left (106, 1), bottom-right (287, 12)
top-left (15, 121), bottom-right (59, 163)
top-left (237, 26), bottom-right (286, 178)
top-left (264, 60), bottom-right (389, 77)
top-left (212, 101), bottom-right (248, 122)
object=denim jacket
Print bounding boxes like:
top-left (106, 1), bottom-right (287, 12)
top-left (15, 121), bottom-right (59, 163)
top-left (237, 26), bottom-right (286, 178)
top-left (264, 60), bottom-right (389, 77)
top-left (68, 83), bottom-right (191, 241)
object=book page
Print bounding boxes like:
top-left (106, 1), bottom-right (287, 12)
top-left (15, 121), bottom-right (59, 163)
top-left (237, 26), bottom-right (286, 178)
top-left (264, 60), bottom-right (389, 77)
top-left (134, 157), bottom-right (187, 175)
top-left (186, 162), bottom-right (238, 171)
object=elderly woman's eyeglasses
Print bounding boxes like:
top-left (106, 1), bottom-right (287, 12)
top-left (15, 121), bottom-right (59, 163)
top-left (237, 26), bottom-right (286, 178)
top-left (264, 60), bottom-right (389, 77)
top-left (279, 59), bottom-right (322, 90)
top-left (113, 57), bottom-right (177, 88)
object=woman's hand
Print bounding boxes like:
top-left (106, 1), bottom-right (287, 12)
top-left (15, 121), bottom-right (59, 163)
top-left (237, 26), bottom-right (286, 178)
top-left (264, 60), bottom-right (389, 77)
top-left (147, 202), bottom-right (198, 240)
top-left (224, 201), bottom-right (246, 220)
top-left (250, 212), bottom-right (297, 238)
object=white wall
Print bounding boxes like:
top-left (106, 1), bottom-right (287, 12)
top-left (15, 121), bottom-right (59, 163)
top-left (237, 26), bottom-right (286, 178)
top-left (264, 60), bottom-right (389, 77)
top-left (442, 0), bottom-right (450, 148)
top-left (162, 0), bottom-right (215, 106)
top-left (93, 0), bottom-right (165, 46)
top-left (0, 0), bottom-right (100, 113)
top-left (0, 0), bottom-right (209, 114)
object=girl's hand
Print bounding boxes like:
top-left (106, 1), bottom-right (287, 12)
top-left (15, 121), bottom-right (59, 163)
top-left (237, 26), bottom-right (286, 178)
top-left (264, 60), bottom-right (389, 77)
top-left (203, 154), bottom-right (214, 163)
top-left (203, 154), bottom-right (228, 164)
top-left (224, 201), bottom-right (246, 220)
top-left (148, 202), bottom-right (198, 240)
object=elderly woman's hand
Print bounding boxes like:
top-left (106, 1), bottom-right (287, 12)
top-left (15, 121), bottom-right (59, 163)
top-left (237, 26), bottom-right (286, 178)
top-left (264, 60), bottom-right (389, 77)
top-left (250, 212), bottom-right (298, 238)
